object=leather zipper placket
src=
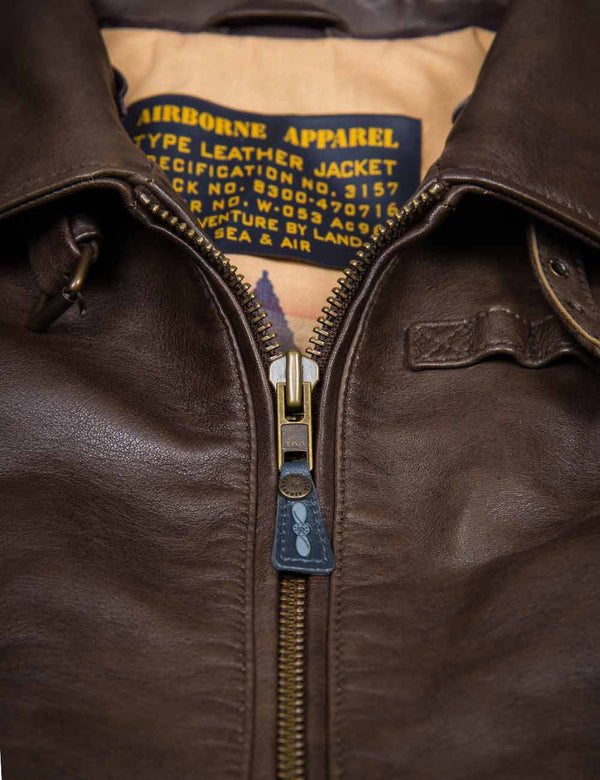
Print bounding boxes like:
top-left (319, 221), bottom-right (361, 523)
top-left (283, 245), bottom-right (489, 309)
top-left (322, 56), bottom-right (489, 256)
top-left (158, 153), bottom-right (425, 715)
top-left (135, 180), bottom-right (446, 779)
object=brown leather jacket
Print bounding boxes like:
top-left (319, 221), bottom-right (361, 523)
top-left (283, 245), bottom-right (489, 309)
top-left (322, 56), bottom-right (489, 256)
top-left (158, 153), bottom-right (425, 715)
top-left (3, 1), bottom-right (600, 778)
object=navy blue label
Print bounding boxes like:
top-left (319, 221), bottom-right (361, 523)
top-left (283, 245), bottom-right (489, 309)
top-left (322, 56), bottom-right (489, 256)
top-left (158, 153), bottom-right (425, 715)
top-left (123, 95), bottom-right (421, 269)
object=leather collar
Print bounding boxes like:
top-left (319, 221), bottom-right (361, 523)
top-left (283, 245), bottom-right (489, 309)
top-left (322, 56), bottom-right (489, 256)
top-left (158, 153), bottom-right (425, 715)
top-left (93, 0), bottom-right (509, 38)
top-left (0, 1), bottom-right (162, 219)
top-left (425, 0), bottom-right (600, 245)
top-left (1, 0), bottom-right (598, 246)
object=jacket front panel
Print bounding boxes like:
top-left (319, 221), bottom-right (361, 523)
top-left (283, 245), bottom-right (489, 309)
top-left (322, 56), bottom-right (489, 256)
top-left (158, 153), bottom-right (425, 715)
top-left (321, 0), bottom-right (600, 773)
top-left (0, 201), bottom-right (279, 778)
top-left (1, 1), bottom-right (600, 779)
top-left (326, 195), bottom-right (600, 779)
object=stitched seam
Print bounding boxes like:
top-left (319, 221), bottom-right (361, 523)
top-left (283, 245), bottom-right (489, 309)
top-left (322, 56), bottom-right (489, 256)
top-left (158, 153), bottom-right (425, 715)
top-left (413, 308), bottom-right (552, 329)
top-left (187, 260), bottom-right (252, 780)
top-left (335, 245), bottom-right (402, 777)
top-left (571, 251), bottom-right (598, 314)
top-left (528, 318), bottom-right (540, 360)
top-left (336, 355), bottom-right (348, 780)
top-left (278, 487), bottom-right (325, 565)
top-left (543, 265), bottom-right (589, 327)
top-left (412, 322), bottom-right (471, 361)
top-left (0, 158), bottom-right (155, 205)
top-left (439, 161), bottom-right (599, 226)
top-left (334, 169), bottom-right (447, 778)
top-left (409, 311), bottom-right (577, 367)
top-left (411, 311), bottom-right (556, 364)
top-left (538, 255), bottom-right (600, 343)
top-left (530, 224), bottom-right (600, 353)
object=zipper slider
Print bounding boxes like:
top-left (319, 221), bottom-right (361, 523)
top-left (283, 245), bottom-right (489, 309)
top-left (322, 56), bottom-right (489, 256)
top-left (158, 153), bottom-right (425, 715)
top-left (269, 350), bottom-right (334, 575)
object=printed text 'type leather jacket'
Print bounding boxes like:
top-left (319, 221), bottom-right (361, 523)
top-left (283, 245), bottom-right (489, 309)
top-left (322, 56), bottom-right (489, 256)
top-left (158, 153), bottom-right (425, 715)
top-left (2, 1), bottom-right (600, 778)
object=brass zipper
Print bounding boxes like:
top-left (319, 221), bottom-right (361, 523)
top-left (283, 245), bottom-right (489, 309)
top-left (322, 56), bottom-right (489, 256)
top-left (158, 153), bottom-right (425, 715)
top-left (135, 187), bottom-right (283, 367)
top-left (306, 181), bottom-right (447, 369)
top-left (135, 181), bottom-right (445, 369)
top-left (270, 348), bottom-right (333, 780)
top-left (277, 574), bottom-right (308, 780)
top-left (135, 179), bottom-right (447, 780)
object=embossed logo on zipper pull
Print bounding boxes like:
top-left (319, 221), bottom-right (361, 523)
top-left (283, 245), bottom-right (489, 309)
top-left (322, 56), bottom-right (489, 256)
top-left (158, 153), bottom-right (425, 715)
top-left (291, 502), bottom-right (311, 557)
top-left (273, 458), bottom-right (333, 574)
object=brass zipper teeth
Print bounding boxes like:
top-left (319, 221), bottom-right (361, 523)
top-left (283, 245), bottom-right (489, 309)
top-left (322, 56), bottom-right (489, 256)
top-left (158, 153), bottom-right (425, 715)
top-left (136, 182), bottom-right (446, 369)
top-left (137, 181), bottom-right (447, 780)
top-left (277, 574), bottom-right (308, 780)
top-left (306, 181), bottom-right (447, 366)
top-left (274, 184), bottom-right (446, 778)
top-left (135, 187), bottom-right (283, 366)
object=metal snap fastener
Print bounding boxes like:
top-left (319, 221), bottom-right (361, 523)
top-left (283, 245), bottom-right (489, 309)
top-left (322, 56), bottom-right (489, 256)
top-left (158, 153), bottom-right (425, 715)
top-left (549, 258), bottom-right (570, 278)
top-left (279, 473), bottom-right (311, 499)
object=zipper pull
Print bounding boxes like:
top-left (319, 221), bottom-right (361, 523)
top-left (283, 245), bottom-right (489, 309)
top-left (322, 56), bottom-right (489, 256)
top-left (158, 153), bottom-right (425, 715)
top-left (269, 350), bottom-right (334, 575)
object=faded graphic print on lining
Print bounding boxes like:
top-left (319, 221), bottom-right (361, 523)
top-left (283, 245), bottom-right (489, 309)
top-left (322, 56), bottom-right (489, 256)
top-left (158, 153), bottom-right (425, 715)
top-left (253, 269), bottom-right (297, 352)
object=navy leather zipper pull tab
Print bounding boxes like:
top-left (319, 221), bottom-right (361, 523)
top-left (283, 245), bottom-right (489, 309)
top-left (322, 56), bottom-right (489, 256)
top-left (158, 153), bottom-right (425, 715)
top-left (270, 351), bottom-right (334, 575)
top-left (274, 457), bottom-right (334, 575)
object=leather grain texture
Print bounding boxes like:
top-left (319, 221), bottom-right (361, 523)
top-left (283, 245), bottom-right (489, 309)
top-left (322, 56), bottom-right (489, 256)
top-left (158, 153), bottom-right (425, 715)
top-left (1, 201), bottom-right (264, 778)
top-left (0, 0), bottom-right (167, 217)
top-left (326, 196), bottom-right (600, 780)
top-left (529, 221), bottom-right (600, 360)
top-left (426, 0), bottom-right (600, 245)
top-left (2, 1), bottom-right (600, 778)
top-left (93, 0), bottom-right (509, 38)
top-left (406, 306), bottom-right (583, 369)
